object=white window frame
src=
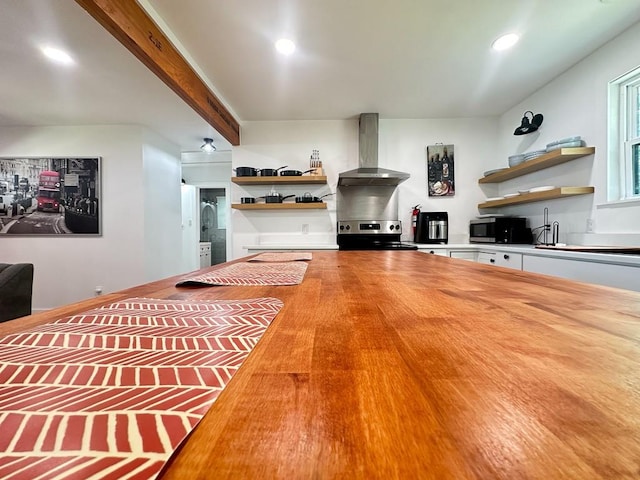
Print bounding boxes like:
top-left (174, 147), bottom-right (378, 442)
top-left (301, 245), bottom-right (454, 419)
top-left (608, 66), bottom-right (640, 201)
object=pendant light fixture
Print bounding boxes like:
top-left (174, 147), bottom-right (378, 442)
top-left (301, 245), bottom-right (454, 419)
top-left (514, 111), bottom-right (544, 135)
top-left (200, 138), bottom-right (216, 153)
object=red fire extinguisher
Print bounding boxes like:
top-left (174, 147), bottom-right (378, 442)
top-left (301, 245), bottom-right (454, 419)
top-left (412, 204), bottom-right (421, 238)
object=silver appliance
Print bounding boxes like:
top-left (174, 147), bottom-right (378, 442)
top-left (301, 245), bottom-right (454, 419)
top-left (469, 217), bottom-right (532, 244)
top-left (415, 211), bottom-right (448, 244)
top-left (337, 220), bottom-right (416, 250)
top-left (337, 113), bottom-right (410, 187)
top-left (336, 113), bottom-right (414, 250)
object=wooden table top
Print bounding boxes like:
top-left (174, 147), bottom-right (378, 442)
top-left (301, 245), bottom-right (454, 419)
top-left (3, 251), bottom-right (640, 479)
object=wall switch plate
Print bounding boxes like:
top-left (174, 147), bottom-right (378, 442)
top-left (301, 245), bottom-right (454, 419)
top-left (586, 218), bottom-right (595, 233)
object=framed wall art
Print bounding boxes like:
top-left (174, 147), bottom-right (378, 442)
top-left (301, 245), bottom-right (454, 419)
top-left (427, 144), bottom-right (455, 196)
top-left (0, 157), bottom-right (101, 236)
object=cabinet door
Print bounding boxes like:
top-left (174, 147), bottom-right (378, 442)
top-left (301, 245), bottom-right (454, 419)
top-left (522, 255), bottom-right (640, 292)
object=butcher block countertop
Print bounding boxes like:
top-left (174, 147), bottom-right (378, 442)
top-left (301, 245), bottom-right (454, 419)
top-left (3, 251), bottom-right (640, 479)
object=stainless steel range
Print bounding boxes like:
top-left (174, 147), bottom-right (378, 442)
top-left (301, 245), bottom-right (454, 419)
top-left (337, 220), bottom-right (417, 250)
top-left (336, 113), bottom-right (416, 250)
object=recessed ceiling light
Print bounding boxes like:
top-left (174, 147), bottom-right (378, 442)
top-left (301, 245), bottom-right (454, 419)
top-left (41, 46), bottom-right (74, 65)
top-left (492, 33), bottom-right (519, 51)
top-left (275, 38), bottom-right (296, 55)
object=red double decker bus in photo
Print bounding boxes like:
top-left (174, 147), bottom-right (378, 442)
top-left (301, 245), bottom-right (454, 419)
top-left (37, 170), bottom-right (61, 212)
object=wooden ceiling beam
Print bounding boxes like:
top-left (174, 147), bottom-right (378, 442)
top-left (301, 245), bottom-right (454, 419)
top-left (75, 0), bottom-right (240, 146)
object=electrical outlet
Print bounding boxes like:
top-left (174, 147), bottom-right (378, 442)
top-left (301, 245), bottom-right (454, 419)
top-left (302, 224), bottom-right (309, 234)
top-left (586, 218), bottom-right (595, 233)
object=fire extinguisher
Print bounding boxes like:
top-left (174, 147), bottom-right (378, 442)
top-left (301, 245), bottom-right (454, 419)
top-left (412, 204), bottom-right (421, 238)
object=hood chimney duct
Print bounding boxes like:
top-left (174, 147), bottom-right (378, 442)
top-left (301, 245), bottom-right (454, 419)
top-left (337, 113), bottom-right (410, 186)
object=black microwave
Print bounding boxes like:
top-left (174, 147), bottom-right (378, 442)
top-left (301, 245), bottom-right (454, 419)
top-left (469, 217), bottom-right (532, 244)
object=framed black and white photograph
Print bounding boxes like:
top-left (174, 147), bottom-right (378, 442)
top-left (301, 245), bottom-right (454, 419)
top-left (0, 157), bottom-right (101, 236)
top-left (427, 144), bottom-right (455, 196)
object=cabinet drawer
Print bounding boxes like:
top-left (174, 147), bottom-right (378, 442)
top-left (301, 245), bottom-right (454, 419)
top-left (477, 252), bottom-right (496, 265)
top-left (496, 252), bottom-right (522, 270)
top-left (450, 250), bottom-right (477, 262)
top-left (478, 251), bottom-right (522, 270)
top-left (421, 249), bottom-right (448, 257)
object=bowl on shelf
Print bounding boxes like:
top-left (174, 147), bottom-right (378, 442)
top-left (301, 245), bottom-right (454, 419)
top-left (508, 154), bottom-right (525, 167)
top-left (546, 139), bottom-right (586, 152)
top-left (546, 136), bottom-right (581, 149)
top-left (522, 149), bottom-right (548, 161)
top-left (483, 168), bottom-right (508, 177)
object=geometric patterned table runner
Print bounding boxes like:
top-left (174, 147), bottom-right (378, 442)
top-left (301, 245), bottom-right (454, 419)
top-left (0, 296), bottom-right (282, 480)
top-left (176, 261), bottom-right (308, 287)
top-left (248, 252), bottom-right (312, 262)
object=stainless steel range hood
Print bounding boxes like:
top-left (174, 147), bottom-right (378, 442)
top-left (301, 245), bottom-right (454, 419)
top-left (338, 113), bottom-right (410, 186)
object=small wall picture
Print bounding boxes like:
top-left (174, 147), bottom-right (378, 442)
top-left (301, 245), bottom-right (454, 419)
top-left (427, 144), bottom-right (455, 196)
top-left (0, 157), bottom-right (101, 236)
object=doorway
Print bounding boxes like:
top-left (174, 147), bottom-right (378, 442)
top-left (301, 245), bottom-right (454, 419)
top-left (199, 188), bottom-right (227, 266)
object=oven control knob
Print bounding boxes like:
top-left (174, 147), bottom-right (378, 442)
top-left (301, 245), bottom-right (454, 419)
top-left (345, 225), bottom-right (351, 230)
top-left (389, 225), bottom-right (394, 231)
top-left (339, 225), bottom-right (344, 230)
top-left (395, 224), bottom-right (400, 230)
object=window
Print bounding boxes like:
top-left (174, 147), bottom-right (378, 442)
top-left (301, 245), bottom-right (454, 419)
top-left (609, 66), bottom-right (640, 200)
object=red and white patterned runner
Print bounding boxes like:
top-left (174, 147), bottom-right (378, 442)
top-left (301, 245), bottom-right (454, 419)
top-left (0, 297), bottom-right (282, 480)
top-left (176, 261), bottom-right (308, 287)
top-left (248, 252), bottom-right (312, 262)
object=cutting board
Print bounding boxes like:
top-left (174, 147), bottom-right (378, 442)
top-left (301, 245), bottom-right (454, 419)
top-left (535, 245), bottom-right (640, 254)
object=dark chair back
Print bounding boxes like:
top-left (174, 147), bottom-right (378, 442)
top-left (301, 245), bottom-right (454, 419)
top-left (0, 263), bottom-right (34, 322)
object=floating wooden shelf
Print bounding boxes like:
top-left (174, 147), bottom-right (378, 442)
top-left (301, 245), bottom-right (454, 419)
top-left (478, 187), bottom-right (594, 208)
top-left (232, 203), bottom-right (328, 210)
top-left (232, 176), bottom-right (327, 185)
top-left (478, 147), bottom-right (595, 184)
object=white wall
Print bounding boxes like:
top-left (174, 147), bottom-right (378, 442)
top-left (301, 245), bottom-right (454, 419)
top-left (496, 21), bottom-right (640, 244)
top-left (231, 120), bottom-right (355, 257)
top-left (142, 129), bottom-right (184, 280)
top-left (231, 118), bottom-right (499, 255)
top-left (379, 118), bottom-right (498, 243)
top-left (0, 125), bottom-right (183, 311)
top-left (181, 151), bottom-right (232, 182)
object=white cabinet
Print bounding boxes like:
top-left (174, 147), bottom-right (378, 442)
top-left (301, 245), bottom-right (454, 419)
top-left (449, 250), bottom-right (477, 262)
top-left (434, 245), bottom-right (640, 292)
top-left (477, 251), bottom-right (523, 270)
top-left (477, 251), bottom-right (495, 265)
top-left (199, 242), bottom-right (211, 268)
top-left (496, 251), bottom-right (523, 270)
top-left (522, 255), bottom-right (640, 292)
top-left (181, 185), bottom-right (199, 273)
top-left (421, 249), bottom-right (448, 257)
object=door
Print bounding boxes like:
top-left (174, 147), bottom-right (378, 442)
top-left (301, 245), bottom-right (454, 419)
top-left (199, 187), bottom-right (227, 266)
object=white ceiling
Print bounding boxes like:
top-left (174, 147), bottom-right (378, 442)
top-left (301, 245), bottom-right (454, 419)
top-left (0, 1), bottom-right (226, 151)
top-left (2, 1), bottom-right (640, 151)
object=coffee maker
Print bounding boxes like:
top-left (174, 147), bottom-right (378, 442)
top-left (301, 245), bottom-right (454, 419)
top-left (415, 211), bottom-right (448, 244)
